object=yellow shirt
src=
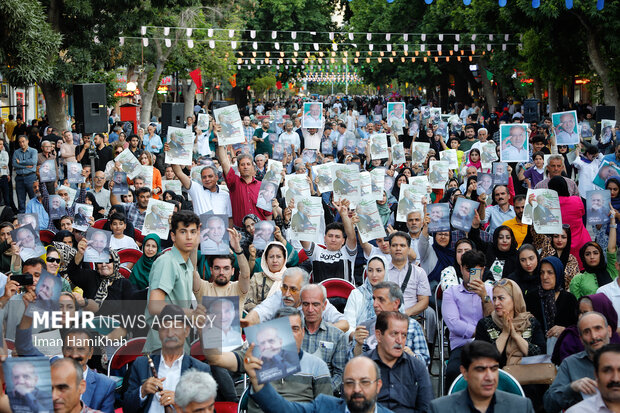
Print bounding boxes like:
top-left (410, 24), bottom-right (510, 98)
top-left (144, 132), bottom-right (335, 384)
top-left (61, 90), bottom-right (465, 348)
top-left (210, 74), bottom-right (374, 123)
top-left (502, 217), bottom-right (528, 248)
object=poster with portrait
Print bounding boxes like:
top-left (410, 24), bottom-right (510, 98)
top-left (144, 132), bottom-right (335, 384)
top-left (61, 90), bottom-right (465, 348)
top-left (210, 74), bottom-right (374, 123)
top-left (370, 167), bottom-right (386, 201)
top-left (392, 142), bottom-right (406, 165)
top-left (213, 105), bottom-right (244, 145)
top-left (17, 214), bottom-right (39, 232)
top-left (420, 106), bottom-right (431, 120)
top-left (197, 113), bottom-right (210, 131)
top-left (244, 317), bottom-right (301, 384)
top-left (332, 164), bottom-right (361, 205)
top-left (66, 162), bottom-right (84, 184)
top-left (551, 110), bottom-right (579, 145)
top-left (138, 165), bottom-right (154, 189)
top-left (440, 149), bottom-right (459, 169)
top-left (201, 296), bottom-right (243, 351)
top-left (370, 133), bottom-right (389, 160)
top-left (115, 148), bottom-right (142, 179)
top-left (38, 159), bottom-right (56, 183)
top-left (200, 213), bottom-right (230, 255)
top-left (409, 121), bottom-right (419, 138)
top-left (355, 199), bottom-right (386, 243)
top-left (162, 179), bottom-right (182, 196)
top-left (262, 160), bottom-right (283, 186)
top-left (522, 189), bottom-right (562, 234)
top-left (410, 142), bottom-right (430, 164)
top-left (284, 174), bottom-right (311, 207)
top-left (312, 162), bottom-right (334, 194)
top-left (48, 195), bottom-right (66, 220)
top-left (165, 127), bottom-right (195, 166)
top-left (3, 356), bottom-right (53, 413)
top-left (83, 228), bottom-right (112, 263)
top-left (428, 160), bottom-right (449, 189)
top-left (492, 162), bottom-right (510, 186)
top-left (387, 102), bottom-right (405, 126)
top-left (253, 221), bottom-right (276, 251)
top-left (408, 176), bottom-right (431, 201)
top-left (290, 196), bottom-right (323, 242)
top-left (360, 171), bottom-right (372, 199)
top-left (26, 270), bottom-right (61, 317)
top-left (301, 149), bottom-right (317, 164)
top-left (373, 114), bottom-right (382, 123)
top-left (594, 160), bottom-right (620, 189)
top-left (111, 171), bottom-right (128, 195)
top-left (427, 203), bottom-right (451, 233)
top-left (477, 173), bottom-right (494, 195)
top-left (396, 183), bottom-right (424, 222)
top-left (256, 180), bottom-right (279, 212)
top-left (57, 185), bottom-right (77, 207)
top-left (600, 120), bottom-right (617, 146)
top-left (580, 121), bottom-right (593, 139)
top-left (11, 224), bottom-right (45, 261)
top-left (302, 102), bottom-right (324, 128)
top-left (383, 174), bottom-right (395, 194)
top-left (430, 108), bottom-right (442, 124)
top-left (500, 124), bottom-right (529, 163)
top-left (344, 136), bottom-right (357, 154)
top-left (586, 190), bottom-right (611, 226)
top-left (142, 199), bottom-right (175, 239)
top-left (72, 203), bottom-right (93, 232)
top-left (451, 198), bottom-right (479, 233)
top-left (480, 142), bottom-right (498, 169)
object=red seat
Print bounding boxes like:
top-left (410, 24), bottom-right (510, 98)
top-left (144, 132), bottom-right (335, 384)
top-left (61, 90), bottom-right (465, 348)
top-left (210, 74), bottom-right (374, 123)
top-left (39, 230), bottom-right (55, 245)
top-left (214, 402), bottom-right (238, 413)
top-left (107, 337), bottom-right (146, 377)
top-left (93, 219), bottom-right (107, 229)
top-left (118, 248), bottom-right (142, 266)
top-left (134, 228), bottom-right (144, 243)
top-left (319, 278), bottom-right (356, 300)
top-left (161, 247), bottom-right (172, 254)
top-left (119, 267), bottom-right (131, 279)
top-left (5, 339), bottom-right (14, 351)
top-left (190, 339), bottom-right (205, 361)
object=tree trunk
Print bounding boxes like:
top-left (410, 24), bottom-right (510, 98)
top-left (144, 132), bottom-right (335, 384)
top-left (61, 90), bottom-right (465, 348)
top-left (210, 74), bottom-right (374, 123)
top-left (39, 81), bottom-right (66, 131)
top-left (478, 59), bottom-right (496, 112)
top-left (584, 30), bottom-right (620, 119)
top-left (533, 76), bottom-right (542, 100)
top-left (548, 82), bottom-right (558, 115)
top-left (139, 59), bottom-right (166, 125)
top-left (181, 79), bottom-right (197, 120)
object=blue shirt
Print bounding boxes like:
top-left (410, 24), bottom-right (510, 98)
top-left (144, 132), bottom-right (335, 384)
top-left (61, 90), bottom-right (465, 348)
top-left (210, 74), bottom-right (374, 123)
top-left (12, 147), bottom-right (38, 175)
top-left (142, 133), bottom-right (163, 154)
top-left (603, 153), bottom-right (620, 165)
top-left (108, 132), bottom-right (119, 143)
top-left (25, 198), bottom-right (49, 230)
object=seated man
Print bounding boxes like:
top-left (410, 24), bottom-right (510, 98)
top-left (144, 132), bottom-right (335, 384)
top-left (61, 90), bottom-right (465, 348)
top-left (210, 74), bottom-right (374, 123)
top-left (173, 370), bottom-right (218, 413)
top-left (51, 358), bottom-right (101, 413)
top-left (430, 341), bottom-right (534, 413)
top-left (352, 281), bottom-right (430, 366)
top-left (242, 267), bottom-right (349, 332)
top-left (365, 311), bottom-right (433, 413)
top-left (206, 307), bottom-right (332, 410)
top-left (442, 250), bottom-right (494, 389)
top-left (544, 311), bottom-right (612, 413)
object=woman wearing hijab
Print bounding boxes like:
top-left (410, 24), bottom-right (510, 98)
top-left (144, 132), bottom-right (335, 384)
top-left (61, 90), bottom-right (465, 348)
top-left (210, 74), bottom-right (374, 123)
top-left (419, 215), bottom-right (454, 298)
top-left (474, 279), bottom-right (545, 367)
top-left (376, 190), bottom-right (392, 226)
top-left (524, 256), bottom-right (578, 341)
top-left (532, 224), bottom-right (580, 289)
top-left (244, 241), bottom-right (287, 312)
top-left (129, 234), bottom-right (161, 290)
top-left (547, 175), bottom-right (591, 268)
top-left (469, 224), bottom-right (519, 281)
top-left (85, 192), bottom-right (105, 221)
top-left (68, 237), bottom-right (137, 315)
top-left (465, 148), bottom-right (483, 172)
top-left (507, 244), bottom-right (541, 296)
top-left (571, 236), bottom-right (618, 299)
top-left (552, 293), bottom-right (620, 364)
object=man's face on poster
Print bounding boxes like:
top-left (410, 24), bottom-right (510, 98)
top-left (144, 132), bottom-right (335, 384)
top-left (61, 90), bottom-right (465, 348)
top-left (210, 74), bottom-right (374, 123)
top-left (51, 197), bottom-right (62, 209)
top-left (91, 232), bottom-right (107, 253)
top-left (560, 114), bottom-right (575, 132)
top-left (257, 327), bottom-right (282, 359)
top-left (509, 126), bottom-right (526, 148)
top-left (458, 202), bottom-right (471, 216)
top-left (431, 207), bottom-right (443, 221)
top-left (207, 218), bottom-right (225, 243)
top-left (393, 104), bottom-right (403, 117)
top-left (591, 194), bottom-right (604, 210)
top-left (17, 228), bottom-right (35, 249)
top-left (12, 363), bottom-right (37, 396)
top-left (212, 299), bottom-right (235, 331)
top-left (309, 104), bottom-right (320, 118)
top-left (37, 276), bottom-right (55, 300)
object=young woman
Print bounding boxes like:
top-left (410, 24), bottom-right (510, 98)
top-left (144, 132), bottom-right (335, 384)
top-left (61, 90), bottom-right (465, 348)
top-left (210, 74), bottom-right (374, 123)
top-left (419, 215), bottom-right (454, 293)
top-left (507, 244), bottom-right (541, 296)
top-left (465, 148), bottom-right (483, 172)
top-left (137, 151), bottom-right (162, 199)
top-left (129, 234), bottom-right (162, 289)
top-left (469, 224), bottom-right (519, 281)
top-left (533, 224), bottom-right (580, 289)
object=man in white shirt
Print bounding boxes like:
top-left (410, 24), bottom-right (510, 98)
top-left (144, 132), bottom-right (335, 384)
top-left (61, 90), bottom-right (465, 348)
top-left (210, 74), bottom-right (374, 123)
top-left (336, 123), bottom-right (356, 152)
top-left (279, 120), bottom-right (301, 154)
top-left (502, 125), bottom-right (528, 161)
top-left (598, 277), bottom-right (620, 317)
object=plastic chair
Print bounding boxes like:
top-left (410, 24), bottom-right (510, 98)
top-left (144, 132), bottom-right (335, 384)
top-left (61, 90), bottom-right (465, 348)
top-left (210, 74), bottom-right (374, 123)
top-left (5, 339), bottom-right (15, 351)
top-left (448, 370), bottom-right (525, 397)
top-left (117, 248), bottom-right (143, 266)
top-left (119, 267), bottom-right (131, 279)
top-left (93, 219), bottom-right (107, 229)
top-left (319, 278), bottom-right (356, 313)
top-left (434, 285), bottom-right (446, 395)
top-left (190, 339), bottom-right (205, 361)
top-left (237, 387), bottom-right (250, 413)
top-left (215, 402), bottom-right (238, 413)
top-left (107, 337), bottom-right (146, 377)
top-left (161, 247), bottom-right (172, 254)
top-left (134, 228), bottom-right (145, 243)
top-left (39, 229), bottom-right (55, 244)
top-left (91, 316), bottom-right (121, 335)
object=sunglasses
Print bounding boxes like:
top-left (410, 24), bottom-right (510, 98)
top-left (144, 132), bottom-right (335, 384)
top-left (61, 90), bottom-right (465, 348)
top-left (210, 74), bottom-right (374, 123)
top-left (47, 257), bottom-right (61, 263)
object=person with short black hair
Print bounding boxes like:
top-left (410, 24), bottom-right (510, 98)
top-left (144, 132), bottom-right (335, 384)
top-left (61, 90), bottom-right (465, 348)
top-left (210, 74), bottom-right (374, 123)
top-left (110, 183), bottom-right (151, 229)
top-left (108, 212), bottom-right (138, 250)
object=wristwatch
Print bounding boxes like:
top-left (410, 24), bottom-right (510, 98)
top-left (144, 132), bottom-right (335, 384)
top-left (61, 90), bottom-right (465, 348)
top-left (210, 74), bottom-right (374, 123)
top-left (483, 295), bottom-right (491, 303)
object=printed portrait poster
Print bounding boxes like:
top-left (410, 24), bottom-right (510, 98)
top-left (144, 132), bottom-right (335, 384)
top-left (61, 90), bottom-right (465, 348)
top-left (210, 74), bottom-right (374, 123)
top-left (384, 174), bottom-right (395, 195)
top-left (421, 106), bottom-right (431, 120)
top-left (392, 142), bottom-right (406, 165)
top-left (492, 162), bottom-right (510, 186)
top-left (408, 175), bottom-right (431, 203)
top-left (202, 296), bottom-right (243, 351)
top-left (312, 162), bottom-right (334, 193)
top-left (373, 114), bottom-right (382, 123)
top-left (440, 149), bottom-right (459, 169)
top-left (355, 199), bottom-right (386, 243)
top-left (244, 317), bottom-right (301, 384)
top-left (451, 198), bottom-right (479, 233)
top-left (600, 120), bottom-right (617, 146)
top-left (358, 114), bottom-right (367, 127)
top-left (430, 108), bottom-right (442, 124)
top-left (143, 199), bottom-right (175, 239)
top-left (586, 190), bottom-right (611, 226)
top-left (332, 164), bottom-right (361, 205)
top-left (580, 121), bottom-right (593, 139)
top-left (290, 197), bottom-right (323, 242)
top-left (409, 121), bottom-right (419, 138)
top-left (284, 174), bottom-right (311, 207)
top-left (370, 167), bottom-right (386, 201)
top-left (197, 113), bottom-right (210, 131)
top-left (11, 224), bottom-right (45, 261)
top-left (72, 203), bottom-right (93, 232)
top-left (111, 171), bottom-right (128, 196)
top-left (480, 142), bottom-right (498, 169)
top-left (428, 203), bottom-right (451, 233)
top-left (162, 179), bottom-right (183, 196)
top-left (387, 102), bottom-right (405, 125)
top-left (477, 173), bottom-right (494, 196)
top-left (26, 270), bottom-right (61, 317)
top-left (436, 122), bottom-right (449, 139)
top-left (48, 195), bottom-right (67, 220)
top-left (272, 142), bottom-right (284, 161)
top-left (410, 142), bottom-right (430, 164)
top-left (213, 105), bottom-right (244, 145)
top-left (301, 149), bottom-right (317, 164)
top-left (165, 127), bottom-right (195, 166)
top-left (200, 213), bottom-right (230, 255)
top-left (256, 180), bottom-right (279, 212)
top-left (253, 221), bottom-right (276, 251)
top-left (66, 162), bottom-right (84, 184)
top-left (428, 160), bottom-right (449, 189)
top-left (552, 110), bottom-right (579, 145)
top-left (396, 183), bottom-right (424, 222)
top-left (522, 189), bottom-right (563, 234)
top-left (360, 171), bottom-right (372, 199)
top-left (370, 133), bottom-right (389, 160)
top-left (263, 160), bottom-right (283, 186)
top-left (302, 102), bottom-right (324, 129)
top-left (500, 124), bottom-right (529, 163)
top-left (115, 148), bottom-right (142, 179)
top-left (58, 185), bottom-right (77, 207)
top-left (594, 160), bottom-right (620, 189)
top-left (17, 214), bottom-right (39, 232)
top-left (38, 160), bottom-right (56, 183)
top-left (3, 356), bottom-right (53, 413)
top-left (83, 228), bottom-right (112, 263)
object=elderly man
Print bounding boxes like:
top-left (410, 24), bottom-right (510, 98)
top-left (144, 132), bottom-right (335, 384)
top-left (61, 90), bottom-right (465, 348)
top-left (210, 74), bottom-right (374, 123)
top-left (173, 370), bottom-right (218, 413)
top-left (535, 154), bottom-right (580, 196)
top-left (7, 360), bottom-right (53, 411)
top-left (242, 267), bottom-right (349, 332)
top-left (544, 311), bottom-right (613, 412)
top-left (51, 358), bottom-right (103, 413)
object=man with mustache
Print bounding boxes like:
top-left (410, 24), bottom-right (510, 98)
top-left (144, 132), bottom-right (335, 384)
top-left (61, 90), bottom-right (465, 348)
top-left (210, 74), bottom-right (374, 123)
top-left (544, 311), bottom-right (612, 412)
top-left (482, 185), bottom-right (515, 235)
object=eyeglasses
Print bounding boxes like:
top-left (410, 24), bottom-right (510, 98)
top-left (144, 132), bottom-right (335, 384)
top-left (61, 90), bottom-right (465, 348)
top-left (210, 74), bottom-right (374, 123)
top-left (47, 257), bottom-right (61, 263)
top-left (280, 285), bottom-right (300, 294)
top-left (343, 379), bottom-right (379, 389)
top-left (493, 279), bottom-right (510, 287)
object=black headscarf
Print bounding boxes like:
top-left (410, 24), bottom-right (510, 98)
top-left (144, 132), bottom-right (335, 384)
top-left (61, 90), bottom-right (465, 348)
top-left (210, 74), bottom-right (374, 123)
top-left (579, 242), bottom-right (613, 287)
top-left (492, 225), bottom-right (518, 260)
top-left (509, 243), bottom-right (541, 295)
top-left (552, 225), bottom-right (573, 269)
top-left (548, 176), bottom-right (569, 197)
top-left (391, 172), bottom-right (409, 200)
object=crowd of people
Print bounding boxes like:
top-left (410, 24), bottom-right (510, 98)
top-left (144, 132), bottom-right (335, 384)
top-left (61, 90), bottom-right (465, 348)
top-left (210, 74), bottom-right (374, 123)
top-left (0, 94), bottom-right (618, 413)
